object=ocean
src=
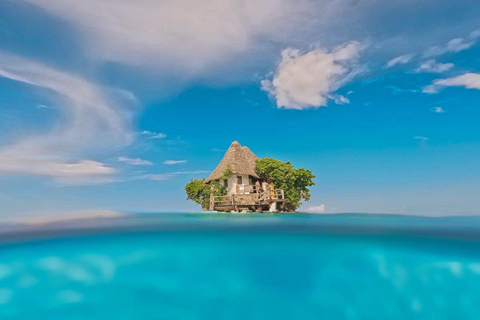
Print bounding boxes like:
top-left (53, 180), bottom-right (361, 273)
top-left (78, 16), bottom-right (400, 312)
top-left (1, 213), bottom-right (480, 319)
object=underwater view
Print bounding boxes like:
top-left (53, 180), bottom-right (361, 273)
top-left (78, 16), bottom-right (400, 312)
top-left (1, 213), bottom-right (480, 319)
top-left (1, 1), bottom-right (480, 319)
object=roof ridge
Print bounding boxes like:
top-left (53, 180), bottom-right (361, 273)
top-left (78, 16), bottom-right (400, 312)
top-left (205, 141), bottom-right (259, 182)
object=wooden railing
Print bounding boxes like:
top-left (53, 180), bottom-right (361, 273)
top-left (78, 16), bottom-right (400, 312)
top-left (209, 187), bottom-right (285, 210)
top-left (274, 189), bottom-right (285, 200)
top-left (209, 194), bottom-right (231, 210)
top-left (236, 184), bottom-right (282, 196)
top-left (236, 184), bottom-right (257, 194)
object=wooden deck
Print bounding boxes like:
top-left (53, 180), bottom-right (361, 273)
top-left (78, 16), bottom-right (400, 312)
top-left (209, 188), bottom-right (285, 212)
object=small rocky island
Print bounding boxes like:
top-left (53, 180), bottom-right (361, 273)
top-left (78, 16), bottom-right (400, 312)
top-left (185, 141), bottom-right (315, 213)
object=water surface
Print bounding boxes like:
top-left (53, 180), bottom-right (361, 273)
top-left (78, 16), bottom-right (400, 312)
top-left (1, 213), bottom-right (480, 319)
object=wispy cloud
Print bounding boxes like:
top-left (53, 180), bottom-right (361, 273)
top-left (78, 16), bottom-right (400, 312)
top-left (304, 204), bottom-right (326, 213)
top-left (0, 159), bottom-right (115, 178)
top-left (425, 36), bottom-right (478, 57)
top-left (0, 51), bottom-right (135, 181)
top-left (471, 29), bottom-right (480, 39)
top-left (170, 170), bottom-right (209, 175)
top-left (384, 85), bottom-right (418, 95)
top-left (330, 94), bottom-right (350, 105)
top-left (149, 174), bottom-right (171, 181)
top-left (163, 160), bottom-right (187, 165)
top-left (118, 157), bottom-right (152, 166)
top-left (414, 136), bottom-right (430, 142)
top-left (430, 106), bottom-right (445, 114)
top-left (386, 54), bottom-right (414, 68)
top-left (261, 42), bottom-right (364, 109)
top-left (210, 148), bottom-right (226, 153)
top-left (15, 0), bottom-right (480, 103)
top-left (36, 104), bottom-right (56, 110)
top-left (445, 38), bottom-right (475, 52)
top-left (21, 0), bottom-right (310, 77)
top-left (423, 73), bottom-right (480, 93)
top-left (141, 131), bottom-right (166, 139)
top-left (415, 60), bottom-right (454, 73)
top-left (148, 170), bottom-right (209, 181)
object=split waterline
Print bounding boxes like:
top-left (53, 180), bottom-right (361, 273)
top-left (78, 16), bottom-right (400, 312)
top-left (1, 213), bottom-right (480, 319)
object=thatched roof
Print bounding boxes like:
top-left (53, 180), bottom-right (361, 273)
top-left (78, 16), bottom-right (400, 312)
top-left (205, 141), bottom-right (260, 183)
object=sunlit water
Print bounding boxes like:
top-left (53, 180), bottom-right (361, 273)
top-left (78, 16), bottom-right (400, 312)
top-left (1, 213), bottom-right (480, 319)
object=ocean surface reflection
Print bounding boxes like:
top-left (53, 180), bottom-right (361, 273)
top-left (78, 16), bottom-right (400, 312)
top-left (0, 213), bottom-right (480, 319)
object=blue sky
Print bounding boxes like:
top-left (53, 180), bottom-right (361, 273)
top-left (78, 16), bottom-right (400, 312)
top-left (0, 0), bottom-right (480, 216)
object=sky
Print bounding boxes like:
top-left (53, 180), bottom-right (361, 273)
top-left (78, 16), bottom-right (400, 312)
top-left (0, 0), bottom-right (480, 216)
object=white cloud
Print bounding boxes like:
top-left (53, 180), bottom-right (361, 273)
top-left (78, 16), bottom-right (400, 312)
top-left (384, 86), bottom-right (418, 95)
top-left (430, 107), bottom-right (445, 114)
top-left (261, 41), bottom-right (363, 109)
top-left (141, 131), bottom-right (166, 139)
top-left (170, 170), bottom-right (210, 175)
top-left (118, 157), bottom-right (152, 166)
top-left (0, 51), bottom-right (135, 180)
top-left (471, 29), bottom-right (480, 39)
top-left (14, 0), bottom-right (480, 98)
top-left (330, 94), bottom-right (350, 105)
top-left (386, 54), bottom-right (414, 68)
top-left (414, 136), bottom-right (429, 142)
top-left (304, 204), bottom-right (326, 213)
top-left (149, 174), bottom-right (171, 181)
top-left (36, 104), bottom-right (56, 110)
top-left (0, 159), bottom-right (114, 178)
top-left (15, 0), bottom-right (480, 107)
top-left (423, 73), bottom-right (480, 94)
top-left (425, 37), bottom-right (476, 57)
top-left (446, 38), bottom-right (475, 52)
top-left (415, 60), bottom-right (454, 73)
top-left (22, 0), bottom-right (307, 76)
top-left (148, 170), bottom-right (209, 181)
top-left (163, 160), bottom-right (187, 165)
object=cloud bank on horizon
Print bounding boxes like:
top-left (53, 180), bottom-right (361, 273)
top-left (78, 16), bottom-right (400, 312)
top-left (0, 0), bottom-right (480, 183)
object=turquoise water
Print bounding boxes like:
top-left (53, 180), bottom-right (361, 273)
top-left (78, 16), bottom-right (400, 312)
top-left (1, 213), bottom-right (480, 319)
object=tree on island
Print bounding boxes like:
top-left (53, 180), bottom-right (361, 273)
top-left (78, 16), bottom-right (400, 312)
top-left (184, 179), bottom-right (225, 210)
top-left (254, 158), bottom-right (315, 212)
top-left (185, 158), bottom-right (315, 212)
top-left (184, 167), bottom-right (231, 210)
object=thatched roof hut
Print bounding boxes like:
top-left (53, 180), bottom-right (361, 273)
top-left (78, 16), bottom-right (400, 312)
top-left (205, 141), bottom-right (260, 183)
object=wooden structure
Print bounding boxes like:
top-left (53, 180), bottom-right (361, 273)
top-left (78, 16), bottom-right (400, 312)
top-left (209, 186), bottom-right (285, 212)
top-left (206, 141), bottom-right (285, 212)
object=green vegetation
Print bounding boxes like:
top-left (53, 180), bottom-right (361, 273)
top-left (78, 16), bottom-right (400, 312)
top-left (184, 179), bottom-right (226, 210)
top-left (185, 160), bottom-right (314, 212)
top-left (255, 158), bottom-right (315, 212)
top-left (219, 165), bottom-right (233, 181)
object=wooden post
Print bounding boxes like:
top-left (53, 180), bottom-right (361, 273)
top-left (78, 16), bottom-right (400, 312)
top-left (209, 193), bottom-right (214, 211)
top-left (232, 194), bottom-right (237, 212)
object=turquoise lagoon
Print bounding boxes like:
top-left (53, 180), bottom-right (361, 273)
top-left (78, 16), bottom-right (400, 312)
top-left (1, 213), bottom-right (480, 319)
